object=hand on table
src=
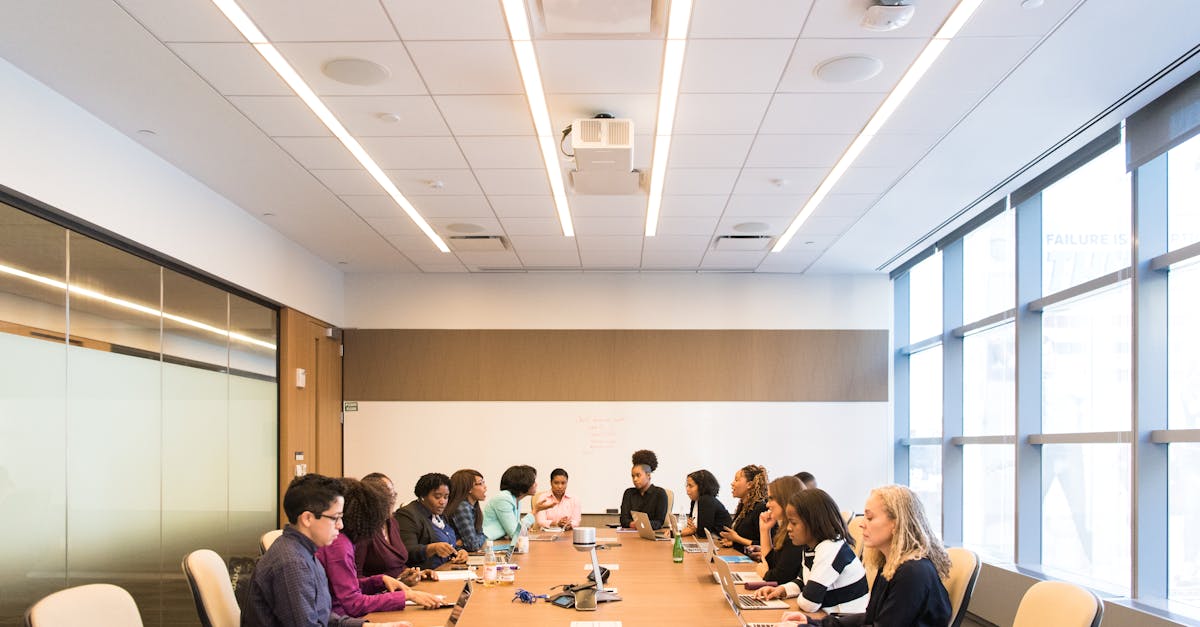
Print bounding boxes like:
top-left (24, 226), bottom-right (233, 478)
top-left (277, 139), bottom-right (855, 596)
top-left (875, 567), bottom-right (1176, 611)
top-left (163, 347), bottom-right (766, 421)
top-left (398, 567), bottom-right (422, 587)
top-left (449, 549), bottom-right (469, 564)
top-left (427, 542), bottom-right (456, 558)
top-left (753, 585), bottom-right (787, 600)
top-left (746, 544), bottom-right (763, 561)
top-left (405, 589), bottom-right (444, 609)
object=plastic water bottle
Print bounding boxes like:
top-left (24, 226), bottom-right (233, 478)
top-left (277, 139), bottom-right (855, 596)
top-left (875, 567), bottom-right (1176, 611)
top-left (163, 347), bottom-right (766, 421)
top-left (673, 528), bottom-right (685, 563)
top-left (482, 539), bottom-right (498, 586)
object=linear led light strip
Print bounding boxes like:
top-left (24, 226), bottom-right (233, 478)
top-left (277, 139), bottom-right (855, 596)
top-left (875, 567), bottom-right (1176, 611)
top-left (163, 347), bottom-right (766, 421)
top-left (772, 0), bottom-right (985, 253)
top-left (500, 0), bottom-right (575, 237)
top-left (210, 0), bottom-right (450, 253)
top-left (645, 0), bottom-right (693, 237)
top-left (0, 263), bottom-right (277, 350)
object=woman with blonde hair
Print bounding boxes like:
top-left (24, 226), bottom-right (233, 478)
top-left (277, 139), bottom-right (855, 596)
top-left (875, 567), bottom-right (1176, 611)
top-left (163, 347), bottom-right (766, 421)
top-left (720, 464), bottom-right (769, 549)
top-left (778, 484), bottom-right (950, 626)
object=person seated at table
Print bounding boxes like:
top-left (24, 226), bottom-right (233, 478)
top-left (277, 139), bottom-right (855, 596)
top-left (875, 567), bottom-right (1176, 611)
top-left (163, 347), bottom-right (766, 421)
top-left (482, 464), bottom-right (556, 539)
top-left (720, 464), bottom-right (768, 549)
top-left (395, 473), bottom-right (469, 569)
top-left (795, 471), bottom-right (818, 489)
top-left (753, 489), bottom-right (869, 619)
top-left (241, 474), bottom-right (410, 627)
top-left (534, 467), bottom-right (582, 531)
top-left (754, 475), bottom-right (806, 582)
top-left (316, 478), bottom-right (442, 617)
top-left (679, 469), bottom-right (731, 538)
top-left (619, 449), bottom-right (669, 529)
top-left (445, 469), bottom-right (490, 551)
top-left (775, 485), bottom-right (950, 627)
top-left (353, 473), bottom-right (426, 585)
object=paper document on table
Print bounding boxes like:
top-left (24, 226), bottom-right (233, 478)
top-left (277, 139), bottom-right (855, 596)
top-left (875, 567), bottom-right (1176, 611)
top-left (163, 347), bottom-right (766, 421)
top-left (583, 563), bottom-right (620, 571)
top-left (570, 622), bottom-right (622, 627)
top-left (433, 570), bottom-right (474, 581)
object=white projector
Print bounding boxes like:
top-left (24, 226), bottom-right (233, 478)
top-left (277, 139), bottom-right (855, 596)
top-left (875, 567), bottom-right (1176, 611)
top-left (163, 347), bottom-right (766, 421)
top-left (569, 117), bottom-right (641, 195)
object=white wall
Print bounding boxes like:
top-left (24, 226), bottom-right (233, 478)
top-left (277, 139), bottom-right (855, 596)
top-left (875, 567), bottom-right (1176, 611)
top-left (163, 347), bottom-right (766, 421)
top-left (0, 58), bottom-right (344, 324)
top-left (344, 272), bottom-right (890, 329)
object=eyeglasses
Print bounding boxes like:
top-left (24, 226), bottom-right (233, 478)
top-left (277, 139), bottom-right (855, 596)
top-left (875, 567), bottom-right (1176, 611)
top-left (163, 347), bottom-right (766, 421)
top-left (314, 512), bottom-right (344, 523)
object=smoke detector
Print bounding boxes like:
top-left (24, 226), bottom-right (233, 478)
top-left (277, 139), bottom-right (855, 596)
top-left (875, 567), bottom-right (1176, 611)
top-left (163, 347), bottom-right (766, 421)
top-left (861, 1), bottom-right (915, 32)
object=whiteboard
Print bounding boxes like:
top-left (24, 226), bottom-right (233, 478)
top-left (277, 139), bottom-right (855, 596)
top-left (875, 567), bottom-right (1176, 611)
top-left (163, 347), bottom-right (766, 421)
top-left (344, 401), bottom-right (890, 517)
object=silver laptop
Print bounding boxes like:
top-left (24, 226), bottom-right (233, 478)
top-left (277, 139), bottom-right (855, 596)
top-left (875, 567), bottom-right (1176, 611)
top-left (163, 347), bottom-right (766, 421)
top-left (631, 511), bottom-right (672, 541)
top-left (717, 577), bottom-right (777, 627)
top-left (703, 529), bottom-right (762, 585)
top-left (445, 581), bottom-right (473, 626)
top-left (714, 556), bottom-right (787, 610)
top-left (666, 513), bottom-right (705, 552)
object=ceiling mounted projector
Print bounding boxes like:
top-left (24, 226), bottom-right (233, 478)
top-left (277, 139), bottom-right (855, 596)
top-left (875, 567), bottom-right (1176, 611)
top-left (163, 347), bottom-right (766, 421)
top-left (861, 1), bottom-right (915, 32)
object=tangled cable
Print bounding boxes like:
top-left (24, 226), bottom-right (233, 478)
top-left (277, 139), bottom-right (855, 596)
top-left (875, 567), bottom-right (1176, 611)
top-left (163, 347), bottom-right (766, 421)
top-left (512, 588), bottom-right (547, 604)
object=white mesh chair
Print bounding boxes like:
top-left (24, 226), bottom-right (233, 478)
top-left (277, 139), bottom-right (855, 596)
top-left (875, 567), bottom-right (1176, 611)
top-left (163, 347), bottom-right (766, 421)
top-left (1012, 580), bottom-right (1103, 627)
top-left (259, 529), bottom-right (283, 554)
top-left (25, 583), bottom-right (143, 627)
top-left (183, 549), bottom-right (240, 627)
top-left (663, 488), bottom-right (675, 520)
top-left (943, 548), bottom-right (981, 627)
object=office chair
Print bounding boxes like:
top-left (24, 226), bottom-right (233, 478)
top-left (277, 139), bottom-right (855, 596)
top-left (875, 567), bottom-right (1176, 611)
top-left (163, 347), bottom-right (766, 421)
top-left (259, 529), bottom-right (283, 554)
top-left (24, 583), bottom-right (143, 627)
top-left (943, 548), bottom-right (981, 627)
top-left (1012, 580), bottom-right (1103, 627)
top-left (183, 549), bottom-right (240, 627)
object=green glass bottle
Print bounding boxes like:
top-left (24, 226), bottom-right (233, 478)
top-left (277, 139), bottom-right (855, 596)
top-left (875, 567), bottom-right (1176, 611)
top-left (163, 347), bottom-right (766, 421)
top-left (672, 527), bottom-right (684, 563)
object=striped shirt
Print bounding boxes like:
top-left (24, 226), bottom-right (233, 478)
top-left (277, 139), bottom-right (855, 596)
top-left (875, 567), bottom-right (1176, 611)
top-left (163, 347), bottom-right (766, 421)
top-left (781, 538), bottom-right (870, 614)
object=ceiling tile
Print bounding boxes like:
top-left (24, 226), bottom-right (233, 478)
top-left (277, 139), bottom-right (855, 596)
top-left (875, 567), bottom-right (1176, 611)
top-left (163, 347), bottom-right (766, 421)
top-left (744, 134), bottom-right (851, 168)
top-left (580, 249), bottom-right (642, 267)
top-left (457, 250), bottom-right (523, 268)
top-left (416, 262), bottom-right (469, 273)
top-left (680, 39), bottom-right (794, 93)
top-left (641, 250), bottom-right (703, 268)
top-left (778, 38), bottom-right (926, 93)
top-left (364, 216), bottom-right (422, 237)
top-left (406, 41), bottom-right (523, 94)
top-left (855, 133), bottom-right (939, 168)
top-left (643, 235), bottom-right (712, 251)
top-left (876, 86), bottom-right (981, 135)
top-left (387, 170), bottom-right (483, 196)
top-left (959, 0), bottom-right (1080, 38)
top-left (475, 169), bottom-right (552, 195)
top-left (663, 169), bottom-right (740, 196)
top-left (572, 216), bottom-right (646, 236)
top-left (490, 196), bottom-right (558, 219)
top-left (667, 135), bottom-right (755, 168)
top-left (914, 36), bottom-right (1040, 95)
top-left (775, 234), bottom-right (836, 250)
top-left (501, 217), bottom-right (567, 236)
top-left (116, 0), bottom-right (243, 42)
top-left (228, 96), bottom-right (330, 137)
top-left (409, 195), bottom-right (494, 218)
top-left (537, 40), bottom-right (664, 94)
top-left (549, 94), bottom-right (659, 139)
top-left (382, 0), bottom-right (509, 40)
top-left (516, 250), bottom-right (581, 267)
top-left (818, 193), bottom-right (880, 217)
top-left (458, 136), bottom-right (543, 169)
top-left (275, 136), bottom-right (359, 169)
top-left (342, 194), bottom-right (399, 218)
top-left (240, 0), bottom-right (398, 41)
top-left (387, 235), bottom-right (449, 255)
top-left (656, 216), bottom-right (720, 236)
top-left (660, 195), bottom-right (729, 217)
top-left (759, 93), bottom-right (884, 134)
top-left (577, 235), bottom-right (644, 251)
top-left (168, 43), bottom-right (291, 95)
top-left (359, 137), bottom-right (468, 169)
top-left (312, 169), bottom-right (379, 194)
top-left (715, 214), bottom-right (792, 234)
top-left (756, 252), bottom-right (819, 273)
top-left (724, 195), bottom-right (808, 217)
top-left (435, 95), bottom-right (535, 135)
top-left (674, 93), bottom-right (772, 134)
top-left (689, 0), bottom-right (814, 38)
top-left (276, 42), bottom-right (427, 95)
top-left (834, 166), bottom-right (904, 195)
top-left (798, 215), bottom-right (858, 235)
top-left (324, 95), bottom-right (449, 136)
top-left (569, 195), bottom-right (646, 217)
top-left (732, 168), bottom-right (824, 195)
top-left (508, 235), bottom-right (578, 252)
top-left (700, 250), bottom-right (769, 269)
top-left (429, 216), bottom-right (503, 234)
top-left (800, 0), bottom-right (957, 39)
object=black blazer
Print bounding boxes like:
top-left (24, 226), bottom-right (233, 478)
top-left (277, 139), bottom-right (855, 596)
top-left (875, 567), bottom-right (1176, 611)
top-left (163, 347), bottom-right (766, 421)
top-left (394, 500), bottom-right (456, 569)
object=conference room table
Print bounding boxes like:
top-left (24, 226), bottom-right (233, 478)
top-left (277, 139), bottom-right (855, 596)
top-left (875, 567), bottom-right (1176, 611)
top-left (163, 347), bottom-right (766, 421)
top-left (366, 529), bottom-right (797, 626)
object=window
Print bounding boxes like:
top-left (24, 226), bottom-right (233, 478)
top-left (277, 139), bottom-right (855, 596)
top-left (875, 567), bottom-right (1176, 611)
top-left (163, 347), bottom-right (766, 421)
top-left (1167, 133), bottom-right (1200, 252)
top-left (909, 252), bottom-right (942, 341)
top-left (963, 324), bottom-right (1014, 437)
top-left (963, 444), bottom-right (1014, 562)
top-left (1041, 443), bottom-right (1130, 591)
top-left (963, 209), bottom-right (1015, 322)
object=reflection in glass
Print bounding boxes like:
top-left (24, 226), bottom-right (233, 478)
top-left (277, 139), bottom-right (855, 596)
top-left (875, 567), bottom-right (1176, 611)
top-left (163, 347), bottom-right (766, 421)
top-left (1041, 443), bottom-right (1130, 593)
top-left (962, 444), bottom-right (1014, 563)
top-left (230, 294), bottom-right (277, 379)
top-left (909, 252), bottom-right (942, 342)
top-left (909, 346), bottom-right (942, 438)
top-left (1041, 283), bottom-right (1131, 433)
top-left (0, 203), bottom-right (67, 337)
top-left (1169, 262), bottom-right (1200, 429)
top-left (963, 209), bottom-right (1014, 322)
top-left (1169, 444), bottom-right (1200, 608)
top-left (1041, 144), bottom-right (1131, 294)
top-left (1167, 133), bottom-right (1200, 251)
top-left (909, 445), bottom-right (942, 537)
top-left (963, 324), bottom-right (1014, 437)
top-left (67, 233), bottom-right (162, 354)
top-left (162, 269), bottom-right (229, 368)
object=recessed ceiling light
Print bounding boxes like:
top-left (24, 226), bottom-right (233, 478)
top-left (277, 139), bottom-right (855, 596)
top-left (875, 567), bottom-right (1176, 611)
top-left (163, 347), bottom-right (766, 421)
top-left (337, 261), bottom-right (348, 265)
top-left (1021, 0), bottom-right (1044, 8)
top-left (445, 222), bottom-right (485, 234)
top-left (321, 58), bottom-right (390, 86)
top-left (262, 212), bottom-right (276, 217)
top-left (814, 55), bottom-right (884, 84)
top-left (376, 112), bottom-right (403, 123)
top-left (733, 221), bottom-right (771, 233)
top-left (137, 129), bottom-right (157, 136)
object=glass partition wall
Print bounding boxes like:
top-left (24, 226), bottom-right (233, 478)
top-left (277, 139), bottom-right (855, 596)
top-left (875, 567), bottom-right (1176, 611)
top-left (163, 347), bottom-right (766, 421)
top-left (0, 199), bottom-right (277, 626)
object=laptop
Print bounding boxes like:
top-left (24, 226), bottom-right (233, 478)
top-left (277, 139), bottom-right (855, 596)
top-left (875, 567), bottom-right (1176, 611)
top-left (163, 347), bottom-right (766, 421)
top-left (631, 511), bottom-right (672, 541)
top-left (665, 513), bottom-right (705, 552)
top-left (406, 578), bottom-right (468, 609)
top-left (444, 581), bottom-right (473, 626)
top-left (713, 557), bottom-right (787, 610)
top-left (717, 576), bottom-right (777, 627)
top-left (703, 529), bottom-right (761, 585)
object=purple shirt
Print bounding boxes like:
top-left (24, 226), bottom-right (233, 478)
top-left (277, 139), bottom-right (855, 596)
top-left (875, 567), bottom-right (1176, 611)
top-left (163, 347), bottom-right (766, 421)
top-left (316, 533), bottom-right (407, 617)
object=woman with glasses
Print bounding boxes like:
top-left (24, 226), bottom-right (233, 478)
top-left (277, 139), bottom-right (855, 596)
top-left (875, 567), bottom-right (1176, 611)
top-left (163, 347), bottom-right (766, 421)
top-left (445, 469), bottom-right (489, 551)
top-left (353, 473), bottom-right (425, 585)
top-left (396, 473), bottom-right (470, 569)
top-left (315, 477), bottom-right (442, 617)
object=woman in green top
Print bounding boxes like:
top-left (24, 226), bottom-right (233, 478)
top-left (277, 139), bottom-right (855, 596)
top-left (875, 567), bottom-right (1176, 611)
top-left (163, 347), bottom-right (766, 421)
top-left (481, 465), bottom-right (555, 539)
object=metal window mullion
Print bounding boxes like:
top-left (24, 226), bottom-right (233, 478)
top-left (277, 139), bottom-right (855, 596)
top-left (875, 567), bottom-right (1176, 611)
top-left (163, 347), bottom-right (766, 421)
top-left (1133, 152), bottom-right (1169, 600)
top-left (952, 309), bottom-right (1017, 338)
top-left (942, 239), bottom-right (964, 546)
top-left (1029, 267), bottom-right (1132, 312)
top-left (952, 435), bottom-right (1017, 446)
top-left (1149, 239), bottom-right (1200, 270)
top-left (1027, 431), bottom-right (1133, 445)
top-left (898, 335), bottom-right (942, 355)
top-left (894, 273), bottom-right (911, 485)
top-left (1149, 429), bottom-right (1200, 443)
top-left (1014, 191), bottom-right (1043, 566)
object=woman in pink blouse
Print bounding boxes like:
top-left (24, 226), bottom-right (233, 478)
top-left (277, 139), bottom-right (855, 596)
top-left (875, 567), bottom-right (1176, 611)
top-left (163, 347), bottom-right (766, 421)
top-left (534, 468), bottom-right (582, 530)
top-left (316, 477), bottom-right (441, 617)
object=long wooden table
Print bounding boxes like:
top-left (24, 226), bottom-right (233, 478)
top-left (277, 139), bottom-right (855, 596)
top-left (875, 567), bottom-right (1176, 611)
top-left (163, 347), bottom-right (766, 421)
top-left (366, 531), bottom-right (796, 626)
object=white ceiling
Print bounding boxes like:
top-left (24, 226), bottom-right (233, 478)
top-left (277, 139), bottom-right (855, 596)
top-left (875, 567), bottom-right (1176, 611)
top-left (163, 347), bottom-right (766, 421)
top-left (0, 0), bottom-right (1197, 275)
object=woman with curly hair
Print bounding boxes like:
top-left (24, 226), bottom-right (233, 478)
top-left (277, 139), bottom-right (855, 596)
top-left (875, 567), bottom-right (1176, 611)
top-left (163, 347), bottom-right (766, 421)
top-left (778, 485), bottom-right (950, 626)
top-left (619, 449), bottom-right (669, 529)
top-left (353, 473), bottom-right (425, 585)
top-left (315, 477), bottom-right (442, 617)
top-left (720, 464), bottom-right (768, 549)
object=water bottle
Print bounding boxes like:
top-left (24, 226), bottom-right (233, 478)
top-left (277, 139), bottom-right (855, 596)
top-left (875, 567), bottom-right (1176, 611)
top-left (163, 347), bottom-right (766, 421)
top-left (482, 539), bottom-right (498, 586)
top-left (673, 528), bottom-right (685, 563)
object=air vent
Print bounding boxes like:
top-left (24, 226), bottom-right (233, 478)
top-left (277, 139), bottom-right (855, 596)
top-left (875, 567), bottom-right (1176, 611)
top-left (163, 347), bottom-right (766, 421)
top-left (712, 235), bottom-right (774, 251)
top-left (448, 235), bottom-right (508, 252)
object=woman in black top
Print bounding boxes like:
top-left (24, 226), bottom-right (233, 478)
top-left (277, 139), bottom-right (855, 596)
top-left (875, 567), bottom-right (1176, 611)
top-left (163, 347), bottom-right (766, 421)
top-left (720, 464), bottom-right (768, 549)
top-left (785, 485), bottom-right (951, 627)
top-left (757, 475), bottom-right (805, 583)
top-left (680, 469), bottom-right (731, 538)
top-left (618, 449), bottom-right (668, 529)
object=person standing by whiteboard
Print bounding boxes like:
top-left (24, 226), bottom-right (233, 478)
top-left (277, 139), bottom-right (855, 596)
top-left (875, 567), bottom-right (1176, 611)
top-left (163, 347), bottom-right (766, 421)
top-left (619, 449), bottom-right (669, 529)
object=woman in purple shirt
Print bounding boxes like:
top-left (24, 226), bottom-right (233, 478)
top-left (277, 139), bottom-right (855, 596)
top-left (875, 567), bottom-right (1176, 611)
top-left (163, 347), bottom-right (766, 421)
top-left (316, 477), bottom-right (441, 617)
